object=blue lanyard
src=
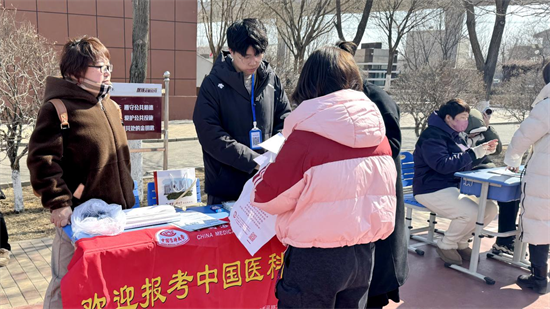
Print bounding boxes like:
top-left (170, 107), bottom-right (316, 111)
top-left (251, 74), bottom-right (257, 128)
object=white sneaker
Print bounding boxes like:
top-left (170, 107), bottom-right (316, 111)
top-left (0, 248), bottom-right (10, 267)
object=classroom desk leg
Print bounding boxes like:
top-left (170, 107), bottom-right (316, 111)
top-left (448, 182), bottom-right (496, 285)
top-left (486, 222), bottom-right (530, 270)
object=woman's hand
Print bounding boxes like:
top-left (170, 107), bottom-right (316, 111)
top-left (507, 166), bottom-right (520, 173)
top-left (51, 206), bottom-right (72, 228)
top-left (485, 139), bottom-right (498, 155)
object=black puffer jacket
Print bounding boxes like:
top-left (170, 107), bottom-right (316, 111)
top-left (363, 82), bottom-right (408, 300)
top-left (193, 52), bottom-right (291, 201)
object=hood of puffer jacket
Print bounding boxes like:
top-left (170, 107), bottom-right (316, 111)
top-left (281, 89), bottom-right (386, 148)
top-left (465, 109), bottom-right (487, 134)
top-left (533, 82), bottom-right (550, 107)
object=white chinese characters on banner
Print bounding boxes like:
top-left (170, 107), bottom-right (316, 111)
top-left (111, 82), bottom-right (162, 140)
top-left (124, 125), bottom-right (156, 132)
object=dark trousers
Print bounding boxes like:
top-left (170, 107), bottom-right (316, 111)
top-left (366, 288), bottom-right (399, 309)
top-left (207, 195), bottom-right (225, 205)
top-left (529, 244), bottom-right (550, 269)
top-left (277, 243), bottom-right (375, 309)
top-left (496, 200), bottom-right (520, 246)
top-left (0, 211), bottom-right (10, 251)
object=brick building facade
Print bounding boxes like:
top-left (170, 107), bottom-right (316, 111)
top-left (2, 0), bottom-right (197, 119)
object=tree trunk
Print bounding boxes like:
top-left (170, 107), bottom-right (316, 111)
top-left (293, 49), bottom-right (304, 73)
top-left (352, 0), bottom-right (374, 46)
top-left (481, 0), bottom-right (510, 101)
top-left (129, 0), bottom-right (150, 204)
top-left (463, 0), bottom-right (485, 72)
top-left (12, 169), bottom-right (23, 213)
top-left (464, 0), bottom-right (511, 101)
top-left (384, 50), bottom-right (395, 91)
top-left (8, 137), bottom-right (25, 212)
top-left (334, 0), bottom-right (373, 47)
top-left (334, 0), bottom-right (346, 41)
top-left (130, 0), bottom-right (149, 84)
top-left (414, 117), bottom-right (424, 137)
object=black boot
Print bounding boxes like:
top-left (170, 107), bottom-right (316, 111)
top-left (517, 264), bottom-right (548, 295)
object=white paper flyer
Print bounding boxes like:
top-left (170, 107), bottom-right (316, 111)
top-left (229, 133), bottom-right (285, 256)
top-left (229, 179), bottom-right (277, 256)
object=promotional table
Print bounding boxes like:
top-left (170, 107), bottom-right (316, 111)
top-left (453, 167), bottom-right (527, 285)
top-left (61, 207), bottom-right (286, 308)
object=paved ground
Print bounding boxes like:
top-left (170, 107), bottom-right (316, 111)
top-left (0, 111), bottom-right (544, 309)
top-left (0, 112), bottom-right (521, 186)
top-left (2, 214), bottom-right (549, 309)
top-left (0, 238), bottom-right (52, 309)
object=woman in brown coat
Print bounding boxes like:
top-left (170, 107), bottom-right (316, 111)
top-left (27, 36), bottom-right (134, 309)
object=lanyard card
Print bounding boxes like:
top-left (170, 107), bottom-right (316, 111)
top-left (249, 128), bottom-right (263, 150)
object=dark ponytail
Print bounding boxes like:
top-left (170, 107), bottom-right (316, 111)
top-left (336, 41), bottom-right (357, 56)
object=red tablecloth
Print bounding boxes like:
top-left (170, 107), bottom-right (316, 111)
top-left (61, 223), bottom-right (285, 308)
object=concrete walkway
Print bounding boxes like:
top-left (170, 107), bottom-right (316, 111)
top-left (1, 214), bottom-right (549, 309)
top-left (0, 238), bottom-right (52, 309)
top-left (0, 115), bottom-right (521, 186)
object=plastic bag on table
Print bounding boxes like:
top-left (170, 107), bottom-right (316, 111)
top-left (71, 198), bottom-right (126, 238)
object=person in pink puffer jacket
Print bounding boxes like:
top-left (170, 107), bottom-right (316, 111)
top-left (250, 42), bottom-right (397, 308)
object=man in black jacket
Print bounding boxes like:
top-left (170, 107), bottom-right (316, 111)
top-left (363, 81), bottom-right (408, 309)
top-left (193, 19), bottom-right (291, 204)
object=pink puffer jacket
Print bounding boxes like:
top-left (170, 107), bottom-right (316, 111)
top-left (250, 89), bottom-right (397, 248)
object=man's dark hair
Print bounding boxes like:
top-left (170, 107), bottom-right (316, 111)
top-left (438, 98), bottom-right (471, 120)
top-left (227, 18), bottom-right (268, 56)
top-left (291, 42), bottom-right (363, 105)
top-left (60, 36), bottom-right (110, 80)
top-left (543, 61), bottom-right (550, 84)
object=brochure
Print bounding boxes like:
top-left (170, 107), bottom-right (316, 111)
top-left (488, 169), bottom-right (521, 177)
top-left (229, 178), bottom-right (277, 256)
top-left (229, 133), bottom-right (286, 256)
top-left (171, 211), bottom-right (226, 232)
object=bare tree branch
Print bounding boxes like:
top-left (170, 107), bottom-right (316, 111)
top-left (0, 7), bottom-right (58, 211)
top-left (463, 0), bottom-right (511, 101)
top-left (394, 62), bottom-right (485, 136)
top-left (402, 5), bottom-right (466, 70)
top-left (199, 0), bottom-right (247, 62)
top-left (373, 0), bottom-right (440, 90)
top-left (263, 0), bottom-right (336, 71)
top-left (334, 0), bottom-right (374, 47)
top-left (497, 63), bottom-right (545, 122)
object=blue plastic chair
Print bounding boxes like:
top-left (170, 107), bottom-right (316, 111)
top-left (132, 180), bottom-right (140, 208)
top-left (401, 151), bottom-right (440, 256)
top-left (147, 182), bottom-right (157, 206)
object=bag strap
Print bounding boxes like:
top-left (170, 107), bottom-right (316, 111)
top-left (49, 99), bottom-right (70, 129)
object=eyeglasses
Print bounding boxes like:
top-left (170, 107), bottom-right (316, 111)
top-left (235, 53), bottom-right (263, 65)
top-left (89, 64), bottom-right (113, 73)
